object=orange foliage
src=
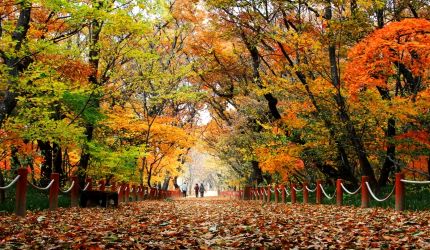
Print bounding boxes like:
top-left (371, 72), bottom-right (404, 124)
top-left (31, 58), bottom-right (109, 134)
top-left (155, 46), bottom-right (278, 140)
top-left (255, 145), bottom-right (304, 182)
top-left (345, 18), bottom-right (430, 93)
top-left (36, 55), bottom-right (93, 84)
top-left (0, 129), bottom-right (44, 171)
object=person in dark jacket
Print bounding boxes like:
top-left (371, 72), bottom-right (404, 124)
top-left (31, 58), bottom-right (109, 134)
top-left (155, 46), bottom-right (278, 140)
top-left (199, 183), bottom-right (205, 197)
top-left (194, 183), bottom-right (199, 197)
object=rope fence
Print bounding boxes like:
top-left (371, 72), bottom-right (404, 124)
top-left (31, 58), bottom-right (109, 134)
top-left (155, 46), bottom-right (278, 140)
top-left (236, 173), bottom-right (429, 211)
top-left (365, 182), bottom-right (395, 202)
top-left (319, 184), bottom-right (336, 200)
top-left (1, 168), bottom-right (182, 217)
top-left (60, 181), bottom-right (75, 193)
top-left (0, 175), bottom-right (20, 190)
top-left (341, 183), bottom-right (361, 195)
top-left (28, 179), bottom-right (55, 191)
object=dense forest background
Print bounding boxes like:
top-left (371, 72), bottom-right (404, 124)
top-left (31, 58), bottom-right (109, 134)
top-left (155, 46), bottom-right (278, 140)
top-left (1, 0), bottom-right (429, 194)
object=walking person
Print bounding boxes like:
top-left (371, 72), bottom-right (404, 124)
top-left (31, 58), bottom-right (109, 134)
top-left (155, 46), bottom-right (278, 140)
top-left (194, 183), bottom-right (199, 198)
top-left (181, 182), bottom-right (187, 197)
top-left (199, 183), bottom-right (205, 198)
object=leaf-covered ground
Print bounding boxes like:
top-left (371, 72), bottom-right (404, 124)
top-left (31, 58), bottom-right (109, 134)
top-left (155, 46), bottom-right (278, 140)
top-left (1, 197), bottom-right (430, 249)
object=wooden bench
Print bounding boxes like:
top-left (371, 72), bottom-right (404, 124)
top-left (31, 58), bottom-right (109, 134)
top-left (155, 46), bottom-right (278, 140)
top-left (80, 190), bottom-right (119, 208)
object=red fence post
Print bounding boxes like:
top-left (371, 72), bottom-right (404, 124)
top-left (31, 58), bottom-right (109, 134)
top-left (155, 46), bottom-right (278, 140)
top-left (316, 180), bottom-right (322, 204)
top-left (132, 184), bottom-right (137, 201)
top-left (139, 185), bottom-right (144, 201)
top-left (280, 185), bottom-right (286, 203)
top-left (99, 180), bottom-right (105, 191)
top-left (118, 183), bottom-right (124, 203)
top-left (361, 176), bottom-right (369, 208)
top-left (149, 187), bottom-right (154, 199)
top-left (49, 173), bottom-right (59, 211)
top-left (70, 176), bottom-right (79, 207)
top-left (125, 183), bottom-right (130, 202)
top-left (85, 178), bottom-right (92, 191)
top-left (336, 179), bottom-right (343, 206)
top-left (274, 185), bottom-right (279, 203)
top-left (303, 182), bottom-right (309, 204)
top-left (15, 168), bottom-right (28, 217)
top-left (111, 181), bottom-right (116, 193)
top-left (291, 184), bottom-right (296, 204)
top-left (267, 186), bottom-right (271, 202)
top-left (395, 173), bottom-right (405, 211)
top-left (244, 186), bottom-right (251, 200)
top-left (144, 187), bottom-right (149, 199)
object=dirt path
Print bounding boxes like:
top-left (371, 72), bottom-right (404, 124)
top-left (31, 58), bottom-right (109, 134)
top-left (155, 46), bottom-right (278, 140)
top-left (1, 198), bottom-right (429, 249)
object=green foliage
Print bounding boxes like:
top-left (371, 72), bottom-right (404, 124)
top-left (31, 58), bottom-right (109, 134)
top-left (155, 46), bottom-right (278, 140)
top-left (63, 91), bottom-right (106, 125)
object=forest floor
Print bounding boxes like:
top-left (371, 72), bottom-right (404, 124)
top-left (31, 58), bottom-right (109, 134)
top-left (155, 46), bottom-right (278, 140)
top-left (1, 197), bottom-right (430, 249)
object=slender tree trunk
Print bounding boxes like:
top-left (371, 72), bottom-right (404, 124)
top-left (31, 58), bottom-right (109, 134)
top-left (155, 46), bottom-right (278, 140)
top-left (78, 15), bottom-right (102, 181)
top-left (251, 160), bottom-right (263, 185)
top-left (324, 0), bottom-right (377, 185)
top-left (0, 1), bottom-right (32, 127)
top-left (173, 176), bottom-right (179, 189)
top-left (147, 167), bottom-right (152, 188)
top-left (427, 156), bottom-right (430, 181)
top-left (242, 33), bottom-right (282, 120)
top-left (276, 41), bottom-right (357, 185)
top-left (378, 118), bottom-right (396, 186)
top-left (0, 169), bottom-right (5, 203)
top-left (38, 140), bottom-right (53, 186)
top-left (162, 176), bottom-right (170, 190)
top-left (53, 142), bottom-right (64, 183)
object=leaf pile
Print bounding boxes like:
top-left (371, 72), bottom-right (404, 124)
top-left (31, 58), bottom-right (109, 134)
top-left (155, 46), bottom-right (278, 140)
top-left (1, 198), bottom-right (430, 249)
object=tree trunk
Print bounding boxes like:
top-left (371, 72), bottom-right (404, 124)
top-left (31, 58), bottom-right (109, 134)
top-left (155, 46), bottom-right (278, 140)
top-left (162, 176), bottom-right (170, 190)
top-left (0, 2), bottom-right (32, 127)
top-left (0, 169), bottom-right (5, 203)
top-left (276, 41), bottom-right (357, 185)
top-left (147, 167), bottom-right (152, 188)
top-left (242, 33), bottom-right (282, 120)
top-left (428, 156), bottom-right (430, 181)
top-left (173, 176), bottom-right (179, 189)
top-left (78, 13), bottom-right (102, 181)
top-left (378, 118), bottom-right (396, 186)
top-left (53, 142), bottom-right (64, 183)
top-left (251, 160), bottom-right (263, 185)
top-left (38, 140), bottom-right (53, 186)
top-left (325, 0), bottom-right (377, 185)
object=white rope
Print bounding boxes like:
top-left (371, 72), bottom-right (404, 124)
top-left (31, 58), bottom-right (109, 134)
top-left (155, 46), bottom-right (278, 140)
top-left (130, 188), bottom-right (134, 193)
top-left (0, 175), bottom-right (20, 190)
top-left (117, 187), bottom-right (121, 194)
top-left (305, 186), bottom-right (317, 192)
top-left (341, 183), bottom-right (361, 195)
top-left (263, 189), bottom-right (268, 196)
top-left (124, 187), bottom-right (128, 191)
top-left (60, 181), bottom-right (75, 193)
top-left (277, 188), bottom-right (282, 193)
top-left (284, 187), bottom-right (290, 196)
top-left (28, 179), bottom-right (55, 191)
top-left (292, 186), bottom-right (303, 192)
top-left (82, 182), bottom-right (90, 191)
top-left (365, 182), bottom-right (395, 202)
top-left (401, 179), bottom-right (430, 184)
top-left (270, 188), bottom-right (275, 193)
top-left (319, 184), bottom-right (335, 199)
